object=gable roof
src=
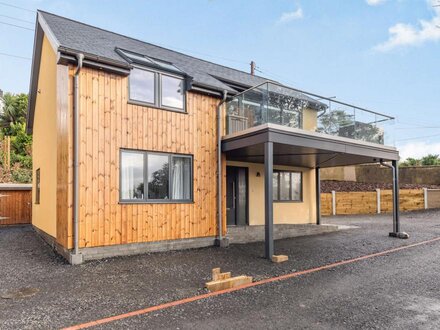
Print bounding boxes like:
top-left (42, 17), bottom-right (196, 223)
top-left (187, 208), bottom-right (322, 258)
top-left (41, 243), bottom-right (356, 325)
top-left (27, 10), bottom-right (321, 133)
top-left (40, 11), bottom-right (274, 92)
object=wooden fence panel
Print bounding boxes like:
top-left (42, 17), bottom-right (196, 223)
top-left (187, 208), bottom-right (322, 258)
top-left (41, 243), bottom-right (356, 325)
top-left (427, 190), bottom-right (440, 209)
top-left (321, 189), bottom-right (425, 216)
top-left (335, 191), bottom-right (377, 215)
top-left (0, 188), bottom-right (32, 225)
top-left (380, 189), bottom-right (424, 212)
top-left (321, 193), bottom-right (332, 216)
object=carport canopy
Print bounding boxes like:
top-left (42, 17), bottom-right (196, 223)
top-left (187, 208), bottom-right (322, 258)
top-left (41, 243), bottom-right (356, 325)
top-left (222, 124), bottom-right (399, 168)
top-left (222, 124), bottom-right (405, 260)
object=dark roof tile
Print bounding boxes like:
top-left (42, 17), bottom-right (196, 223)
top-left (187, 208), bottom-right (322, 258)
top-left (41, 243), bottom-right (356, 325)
top-left (39, 10), bottom-right (272, 93)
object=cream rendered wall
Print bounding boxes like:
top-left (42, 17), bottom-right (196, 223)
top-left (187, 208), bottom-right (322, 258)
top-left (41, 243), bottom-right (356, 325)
top-left (227, 161), bottom-right (316, 225)
top-left (32, 35), bottom-right (58, 237)
top-left (303, 107), bottom-right (317, 131)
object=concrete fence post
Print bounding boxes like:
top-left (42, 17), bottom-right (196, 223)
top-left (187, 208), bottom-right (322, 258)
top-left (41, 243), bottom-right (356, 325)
top-left (376, 188), bottom-right (381, 214)
top-left (331, 190), bottom-right (336, 216)
top-left (423, 188), bottom-right (428, 210)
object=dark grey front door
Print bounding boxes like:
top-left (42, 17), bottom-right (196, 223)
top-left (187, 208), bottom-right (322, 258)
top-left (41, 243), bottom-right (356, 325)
top-left (226, 166), bottom-right (248, 226)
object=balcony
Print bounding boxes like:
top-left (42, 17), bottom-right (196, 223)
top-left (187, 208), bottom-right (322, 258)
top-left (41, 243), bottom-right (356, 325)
top-left (225, 82), bottom-right (395, 146)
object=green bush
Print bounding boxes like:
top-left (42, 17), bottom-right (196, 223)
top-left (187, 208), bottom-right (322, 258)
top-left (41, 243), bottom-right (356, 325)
top-left (0, 96), bottom-right (33, 183)
top-left (11, 167), bottom-right (32, 183)
top-left (400, 154), bottom-right (440, 167)
top-left (11, 152), bottom-right (32, 169)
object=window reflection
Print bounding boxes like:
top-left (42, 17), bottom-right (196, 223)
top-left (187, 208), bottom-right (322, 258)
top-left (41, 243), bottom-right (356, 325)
top-left (161, 75), bottom-right (184, 109)
top-left (129, 68), bottom-right (155, 104)
top-left (121, 152), bottom-right (144, 199)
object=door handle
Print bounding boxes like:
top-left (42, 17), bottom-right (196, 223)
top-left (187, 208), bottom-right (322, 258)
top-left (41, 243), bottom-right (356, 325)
top-left (232, 181), bottom-right (236, 209)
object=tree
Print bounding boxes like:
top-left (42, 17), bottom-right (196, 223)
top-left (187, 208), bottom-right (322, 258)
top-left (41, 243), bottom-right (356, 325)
top-left (148, 163), bottom-right (169, 198)
top-left (421, 154), bottom-right (440, 166)
top-left (267, 89), bottom-right (308, 128)
top-left (0, 93), bottom-right (28, 136)
top-left (400, 157), bottom-right (421, 167)
top-left (317, 109), bottom-right (383, 144)
top-left (317, 110), bottom-right (353, 136)
top-left (400, 154), bottom-right (440, 167)
top-left (0, 93), bottom-right (32, 183)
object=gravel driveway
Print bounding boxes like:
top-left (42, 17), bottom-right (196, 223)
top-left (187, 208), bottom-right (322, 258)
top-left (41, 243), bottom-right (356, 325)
top-left (0, 210), bottom-right (439, 329)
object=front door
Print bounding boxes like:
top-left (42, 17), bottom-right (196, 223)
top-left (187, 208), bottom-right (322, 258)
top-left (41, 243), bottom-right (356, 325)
top-left (226, 166), bottom-right (248, 226)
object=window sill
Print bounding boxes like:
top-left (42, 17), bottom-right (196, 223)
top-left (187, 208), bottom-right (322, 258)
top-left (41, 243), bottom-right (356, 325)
top-left (273, 200), bottom-right (303, 203)
top-left (128, 100), bottom-right (187, 114)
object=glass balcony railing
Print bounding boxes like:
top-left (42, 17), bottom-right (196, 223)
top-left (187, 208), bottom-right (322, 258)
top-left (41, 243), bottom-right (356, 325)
top-left (225, 82), bottom-right (395, 146)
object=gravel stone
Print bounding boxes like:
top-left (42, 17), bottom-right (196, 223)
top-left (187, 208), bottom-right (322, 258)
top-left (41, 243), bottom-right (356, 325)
top-left (0, 210), bottom-right (440, 329)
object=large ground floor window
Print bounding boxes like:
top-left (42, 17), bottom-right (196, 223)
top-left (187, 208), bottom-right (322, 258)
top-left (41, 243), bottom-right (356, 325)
top-left (272, 170), bottom-right (302, 202)
top-left (120, 149), bottom-right (192, 203)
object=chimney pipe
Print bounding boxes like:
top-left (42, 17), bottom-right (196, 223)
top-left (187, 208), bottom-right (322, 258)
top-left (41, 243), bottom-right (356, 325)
top-left (250, 61), bottom-right (255, 75)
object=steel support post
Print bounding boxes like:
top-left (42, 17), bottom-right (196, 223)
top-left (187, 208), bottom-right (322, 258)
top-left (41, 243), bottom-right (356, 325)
top-left (264, 142), bottom-right (274, 259)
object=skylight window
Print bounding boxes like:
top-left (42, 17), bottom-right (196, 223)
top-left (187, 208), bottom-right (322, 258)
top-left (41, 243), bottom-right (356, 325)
top-left (149, 58), bottom-right (182, 73)
top-left (116, 48), bottom-right (182, 74)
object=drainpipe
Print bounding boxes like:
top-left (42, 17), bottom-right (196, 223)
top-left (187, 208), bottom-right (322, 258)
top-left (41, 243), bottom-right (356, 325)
top-left (72, 53), bottom-right (84, 261)
top-left (379, 160), bottom-right (409, 239)
top-left (216, 90), bottom-right (228, 247)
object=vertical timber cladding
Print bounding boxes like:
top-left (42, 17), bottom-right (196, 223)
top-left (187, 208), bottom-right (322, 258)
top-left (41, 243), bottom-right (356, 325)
top-left (56, 64), bottom-right (72, 248)
top-left (65, 66), bottom-right (220, 249)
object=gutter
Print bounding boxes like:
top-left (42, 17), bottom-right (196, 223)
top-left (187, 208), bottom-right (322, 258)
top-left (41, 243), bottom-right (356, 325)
top-left (216, 90), bottom-right (228, 246)
top-left (59, 47), bottom-right (130, 70)
top-left (57, 53), bottom-right (130, 76)
top-left (72, 53), bottom-right (84, 264)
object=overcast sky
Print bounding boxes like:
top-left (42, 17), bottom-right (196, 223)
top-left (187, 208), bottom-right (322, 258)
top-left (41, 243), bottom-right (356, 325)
top-left (0, 0), bottom-right (439, 160)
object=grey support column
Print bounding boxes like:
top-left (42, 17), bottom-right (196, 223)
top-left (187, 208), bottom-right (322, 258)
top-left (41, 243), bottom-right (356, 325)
top-left (393, 160), bottom-right (400, 233)
top-left (316, 167), bottom-right (321, 225)
top-left (264, 142), bottom-right (274, 259)
top-left (389, 160), bottom-right (408, 239)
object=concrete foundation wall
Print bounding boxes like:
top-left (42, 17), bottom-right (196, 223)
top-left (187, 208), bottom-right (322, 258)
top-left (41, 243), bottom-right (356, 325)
top-left (228, 224), bottom-right (339, 244)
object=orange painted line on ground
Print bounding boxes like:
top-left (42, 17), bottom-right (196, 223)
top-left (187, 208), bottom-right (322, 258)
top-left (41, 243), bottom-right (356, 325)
top-left (62, 236), bottom-right (440, 330)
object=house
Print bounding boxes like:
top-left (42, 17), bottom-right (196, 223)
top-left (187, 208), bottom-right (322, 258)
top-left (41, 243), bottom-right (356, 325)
top-left (27, 11), bottom-right (405, 265)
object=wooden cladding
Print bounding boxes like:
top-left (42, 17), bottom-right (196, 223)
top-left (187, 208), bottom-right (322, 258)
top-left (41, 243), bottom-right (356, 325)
top-left (58, 66), bottom-right (222, 249)
top-left (0, 189), bottom-right (32, 225)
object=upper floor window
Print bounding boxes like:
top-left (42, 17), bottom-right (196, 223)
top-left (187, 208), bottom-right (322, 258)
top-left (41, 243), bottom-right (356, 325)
top-left (129, 67), bottom-right (185, 111)
top-left (118, 48), bottom-right (186, 112)
top-left (272, 170), bottom-right (302, 202)
top-left (161, 74), bottom-right (185, 109)
top-left (130, 68), bottom-right (155, 104)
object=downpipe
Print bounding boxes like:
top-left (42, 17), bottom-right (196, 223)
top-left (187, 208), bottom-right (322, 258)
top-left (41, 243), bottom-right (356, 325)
top-left (379, 160), bottom-right (409, 239)
top-left (216, 90), bottom-right (228, 247)
top-left (72, 53), bottom-right (84, 263)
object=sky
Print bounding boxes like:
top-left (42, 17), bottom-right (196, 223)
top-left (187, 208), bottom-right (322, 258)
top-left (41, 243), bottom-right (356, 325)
top-left (0, 0), bottom-right (439, 160)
